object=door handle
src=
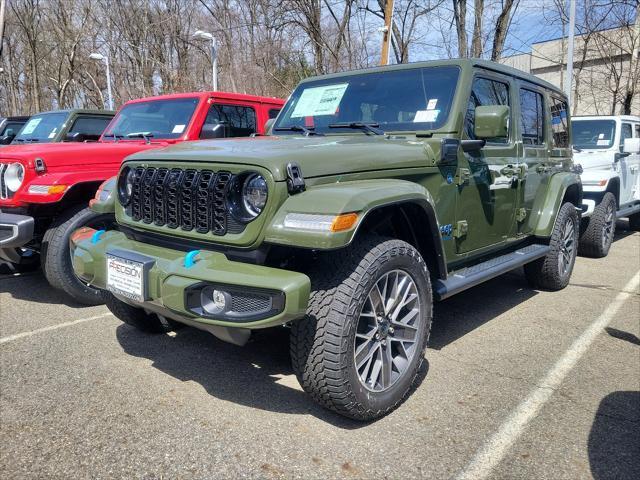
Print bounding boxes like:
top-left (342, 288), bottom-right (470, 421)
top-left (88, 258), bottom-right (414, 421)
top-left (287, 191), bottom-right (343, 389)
top-left (500, 166), bottom-right (517, 177)
top-left (536, 164), bottom-right (552, 174)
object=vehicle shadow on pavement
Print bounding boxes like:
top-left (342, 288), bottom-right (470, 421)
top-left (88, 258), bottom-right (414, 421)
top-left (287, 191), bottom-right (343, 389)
top-left (0, 269), bottom-right (92, 308)
top-left (588, 391), bottom-right (640, 480)
top-left (115, 323), bottom-right (418, 428)
top-left (429, 270), bottom-right (536, 350)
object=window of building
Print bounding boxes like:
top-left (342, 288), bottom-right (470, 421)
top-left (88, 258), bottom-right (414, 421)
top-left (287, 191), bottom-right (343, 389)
top-left (519, 89), bottom-right (544, 145)
top-left (204, 104), bottom-right (257, 137)
top-left (550, 97), bottom-right (569, 148)
top-left (465, 77), bottom-right (510, 144)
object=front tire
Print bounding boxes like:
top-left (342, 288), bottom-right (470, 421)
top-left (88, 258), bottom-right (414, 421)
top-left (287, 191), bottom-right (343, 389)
top-left (290, 237), bottom-right (432, 421)
top-left (578, 192), bottom-right (616, 258)
top-left (524, 202), bottom-right (579, 290)
top-left (42, 206), bottom-right (116, 305)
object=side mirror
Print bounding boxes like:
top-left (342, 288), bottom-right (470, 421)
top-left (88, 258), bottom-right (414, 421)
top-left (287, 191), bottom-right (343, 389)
top-left (200, 122), bottom-right (229, 140)
top-left (264, 118), bottom-right (276, 135)
top-left (65, 132), bottom-right (101, 142)
top-left (623, 137), bottom-right (640, 154)
top-left (474, 105), bottom-right (509, 139)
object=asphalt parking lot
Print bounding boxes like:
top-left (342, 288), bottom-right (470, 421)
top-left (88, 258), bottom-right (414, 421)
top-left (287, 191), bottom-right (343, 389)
top-left (1, 225), bottom-right (638, 480)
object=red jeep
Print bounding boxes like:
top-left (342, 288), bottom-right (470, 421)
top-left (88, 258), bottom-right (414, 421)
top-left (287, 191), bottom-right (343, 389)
top-left (0, 91), bottom-right (284, 303)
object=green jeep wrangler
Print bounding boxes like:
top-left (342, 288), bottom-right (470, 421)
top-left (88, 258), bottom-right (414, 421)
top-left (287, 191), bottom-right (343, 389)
top-left (71, 59), bottom-right (582, 420)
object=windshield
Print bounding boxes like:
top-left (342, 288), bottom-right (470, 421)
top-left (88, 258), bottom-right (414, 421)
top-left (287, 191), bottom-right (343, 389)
top-left (103, 98), bottom-right (200, 140)
top-left (571, 119), bottom-right (616, 150)
top-left (13, 112), bottom-right (68, 143)
top-left (274, 65), bottom-right (460, 135)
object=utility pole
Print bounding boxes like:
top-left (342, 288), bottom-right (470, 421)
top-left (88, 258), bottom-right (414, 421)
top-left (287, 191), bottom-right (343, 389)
top-left (565, 0), bottom-right (576, 105)
top-left (380, 0), bottom-right (395, 66)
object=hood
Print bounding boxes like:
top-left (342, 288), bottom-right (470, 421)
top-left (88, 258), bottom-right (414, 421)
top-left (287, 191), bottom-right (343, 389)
top-left (0, 140), bottom-right (175, 169)
top-left (573, 148), bottom-right (616, 171)
top-left (126, 135), bottom-right (436, 181)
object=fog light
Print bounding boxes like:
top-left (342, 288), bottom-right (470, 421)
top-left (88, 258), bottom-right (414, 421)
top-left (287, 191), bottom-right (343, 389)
top-left (201, 287), bottom-right (230, 315)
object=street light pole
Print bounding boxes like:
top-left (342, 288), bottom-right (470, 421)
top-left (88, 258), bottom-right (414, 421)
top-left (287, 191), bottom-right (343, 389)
top-left (565, 0), bottom-right (576, 108)
top-left (192, 30), bottom-right (218, 91)
top-left (89, 53), bottom-right (114, 110)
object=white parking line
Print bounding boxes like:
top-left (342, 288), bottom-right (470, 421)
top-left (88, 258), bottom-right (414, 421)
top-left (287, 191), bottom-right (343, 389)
top-left (0, 312), bottom-right (113, 345)
top-left (456, 270), bottom-right (640, 480)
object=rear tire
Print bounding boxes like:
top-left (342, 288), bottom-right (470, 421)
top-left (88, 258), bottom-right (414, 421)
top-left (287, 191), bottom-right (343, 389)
top-left (42, 206), bottom-right (115, 305)
top-left (290, 236), bottom-right (432, 421)
top-left (103, 291), bottom-right (179, 333)
top-left (524, 202), bottom-right (579, 291)
top-left (578, 192), bottom-right (616, 258)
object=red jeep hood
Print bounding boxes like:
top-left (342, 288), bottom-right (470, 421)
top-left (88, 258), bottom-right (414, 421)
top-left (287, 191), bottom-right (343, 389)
top-left (0, 140), bottom-right (175, 168)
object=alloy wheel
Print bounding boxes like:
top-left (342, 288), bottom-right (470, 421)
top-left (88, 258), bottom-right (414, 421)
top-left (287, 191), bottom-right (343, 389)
top-left (354, 269), bottom-right (422, 392)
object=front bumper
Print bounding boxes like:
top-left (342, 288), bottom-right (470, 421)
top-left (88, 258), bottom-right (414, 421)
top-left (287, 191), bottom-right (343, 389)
top-left (71, 229), bottom-right (311, 330)
top-left (0, 211), bottom-right (34, 248)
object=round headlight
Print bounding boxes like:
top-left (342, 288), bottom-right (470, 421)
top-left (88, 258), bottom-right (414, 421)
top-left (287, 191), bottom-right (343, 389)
top-left (117, 166), bottom-right (135, 206)
top-left (242, 174), bottom-right (268, 217)
top-left (4, 162), bottom-right (25, 192)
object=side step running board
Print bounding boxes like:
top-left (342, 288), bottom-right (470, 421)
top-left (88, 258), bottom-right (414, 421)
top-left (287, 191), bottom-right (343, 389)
top-left (616, 203), bottom-right (640, 219)
top-left (434, 244), bottom-right (550, 300)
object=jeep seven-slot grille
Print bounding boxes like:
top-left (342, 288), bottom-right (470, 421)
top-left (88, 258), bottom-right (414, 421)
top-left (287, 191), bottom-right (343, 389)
top-left (126, 166), bottom-right (238, 236)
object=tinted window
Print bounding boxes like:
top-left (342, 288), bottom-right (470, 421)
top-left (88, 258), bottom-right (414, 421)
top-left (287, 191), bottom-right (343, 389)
top-left (274, 66), bottom-right (460, 134)
top-left (620, 123), bottom-right (632, 148)
top-left (268, 108), bottom-right (281, 119)
top-left (68, 116), bottom-right (112, 137)
top-left (1, 121), bottom-right (25, 136)
top-left (519, 89), bottom-right (544, 145)
top-left (635, 124), bottom-right (639, 138)
top-left (550, 97), bottom-right (569, 148)
top-left (13, 112), bottom-right (68, 143)
top-left (104, 98), bottom-right (199, 140)
top-left (465, 77), bottom-right (510, 143)
top-left (204, 104), bottom-right (257, 137)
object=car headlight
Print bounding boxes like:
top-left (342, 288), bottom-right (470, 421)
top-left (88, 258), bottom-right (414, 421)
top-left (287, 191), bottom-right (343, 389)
top-left (228, 172), bottom-right (268, 222)
top-left (4, 162), bottom-right (25, 192)
top-left (117, 166), bottom-right (135, 206)
top-left (243, 174), bottom-right (268, 216)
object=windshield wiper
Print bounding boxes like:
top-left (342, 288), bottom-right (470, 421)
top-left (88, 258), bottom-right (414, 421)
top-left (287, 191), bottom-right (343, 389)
top-left (126, 132), bottom-right (154, 144)
top-left (274, 125), bottom-right (324, 136)
top-left (328, 122), bottom-right (384, 136)
top-left (102, 133), bottom-right (124, 141)
top-left (572, 146), bottom-right (582, 152)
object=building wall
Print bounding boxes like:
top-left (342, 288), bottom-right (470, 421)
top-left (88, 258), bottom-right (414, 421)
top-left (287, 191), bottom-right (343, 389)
top-left (500, 26), bottom-right (639, 116)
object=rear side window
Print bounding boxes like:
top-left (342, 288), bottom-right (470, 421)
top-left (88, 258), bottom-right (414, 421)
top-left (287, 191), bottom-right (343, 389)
top-left (465, 77), bottom-right (510, 144)
top-left (69, 116), bottom-right (112, 137)
top-left (204, 104), bottom-right (257, 137)
top-left (550, 97), bottom-right (569, 148)
top-left (519, 89), bottom-right (544, 145)
top-left (268, 108), bottom-right (281, 119)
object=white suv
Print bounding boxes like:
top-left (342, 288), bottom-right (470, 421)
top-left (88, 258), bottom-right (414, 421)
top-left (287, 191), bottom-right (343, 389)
top-left (572, 115), bottom-right (640, 257)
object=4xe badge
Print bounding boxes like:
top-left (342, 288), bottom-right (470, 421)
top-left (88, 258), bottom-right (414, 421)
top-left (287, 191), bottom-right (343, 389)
top-left (440, 223), bottom-right (453, 240)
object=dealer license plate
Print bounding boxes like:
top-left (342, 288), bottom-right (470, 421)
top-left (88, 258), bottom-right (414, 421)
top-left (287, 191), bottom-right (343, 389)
top-left (106, 254), bottom-right (145, 302)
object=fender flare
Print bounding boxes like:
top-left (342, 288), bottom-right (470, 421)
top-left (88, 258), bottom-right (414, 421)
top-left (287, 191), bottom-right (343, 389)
top-left (528, 172), bottom-right (582, 238)
top-left (264, 179), bottom-right (446, 276)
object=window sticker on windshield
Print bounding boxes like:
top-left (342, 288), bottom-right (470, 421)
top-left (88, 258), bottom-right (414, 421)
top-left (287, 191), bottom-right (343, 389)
top-left (427, 99), bottom-right (438, 110)
top-left (598, 133), bottom-right (605, 139)
top-left (291, 83), bottom-right (349, 118)
top-left (414, 110), bottom-right (439, 123)
top-left (172, 124), bottom-right (185, 134)
top-left (597, 139), bottom-right (609, 146)
top-left (21, 118), bottom-right (42, 135)
top-left (48, 130), bottom-right (56, 139)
